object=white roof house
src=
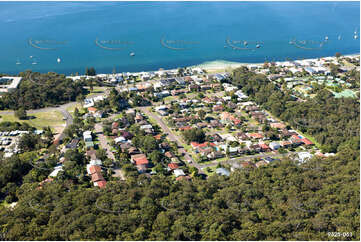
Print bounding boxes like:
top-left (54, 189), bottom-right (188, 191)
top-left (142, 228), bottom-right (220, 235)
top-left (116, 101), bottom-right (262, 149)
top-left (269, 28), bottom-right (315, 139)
top-left (114, 136), bottom-right (126, 143)
top-left (269, 141), bottom-right (281, 150)
top-left (0, 76), bottom-right (22, 93)
top-left (140, 124), bottom-right (153, 130)
top-left (173, 169), bottom-right (185, 177)
top-left (155, 105), bottom-right (168, 111)
top-left (90, 159), bottom-right (102, 166)
top-left (49, 165), bottom-right (64, 177)
top-left (297, 152), bottom-right (313, 164)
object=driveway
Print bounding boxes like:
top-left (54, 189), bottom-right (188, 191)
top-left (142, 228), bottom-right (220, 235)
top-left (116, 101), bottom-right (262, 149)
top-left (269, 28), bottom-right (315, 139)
top-left (94, 122), bottom-right (126, 181)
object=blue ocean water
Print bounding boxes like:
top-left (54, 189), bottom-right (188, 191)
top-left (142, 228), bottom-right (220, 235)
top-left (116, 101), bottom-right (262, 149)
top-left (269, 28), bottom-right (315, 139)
top-left (0, 1), bottom-right (359, 75)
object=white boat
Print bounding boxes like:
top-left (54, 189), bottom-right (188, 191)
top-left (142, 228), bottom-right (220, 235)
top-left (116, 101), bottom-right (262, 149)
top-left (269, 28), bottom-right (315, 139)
top-left (256, 44), bottom-right (260, 48)
top-left (354, 35), bottom-right (358, 39)
top-left (244, 41), bottom-right (248, 46)
top-left (16, 59), bottom-right (21, 65)
top-left (338, 35), bottom-right (341, 40)
top-left (57, 58), bottom-right (61, 63)
top-left (325, 36), bottom-right (329, 40)
top-left (130, 52), bottom-right (135, 56)
top-left (30, 56), bottom-right (33, 59)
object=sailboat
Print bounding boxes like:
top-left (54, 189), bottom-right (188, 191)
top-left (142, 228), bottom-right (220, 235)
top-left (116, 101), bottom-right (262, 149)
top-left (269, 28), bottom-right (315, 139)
top-left (16, 58), bottom-right (21, 65)
top-left (57, 58), bottom-right (61, 63)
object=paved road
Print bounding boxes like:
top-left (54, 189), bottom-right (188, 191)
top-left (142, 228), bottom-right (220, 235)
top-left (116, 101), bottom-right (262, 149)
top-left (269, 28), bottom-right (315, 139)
top-left (56, 107), bottom-right (73, 143)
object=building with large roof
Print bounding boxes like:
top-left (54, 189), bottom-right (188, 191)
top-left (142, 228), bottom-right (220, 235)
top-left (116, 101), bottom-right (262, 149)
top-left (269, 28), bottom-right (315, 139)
top-left (0, 76), bottom-right (22, 93)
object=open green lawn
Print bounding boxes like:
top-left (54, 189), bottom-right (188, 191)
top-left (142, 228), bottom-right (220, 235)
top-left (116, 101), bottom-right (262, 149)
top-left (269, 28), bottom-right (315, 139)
top-left (201, 165), bottom-right (217, 176)
top-left (66, 103), bottom-right (82, 115)
top-left (112, 113), bottom-right (123, 120)
top-left (163, 96), bottom-right (178, 103)
top-left (0, 111), bottom-right (65, 131)
top-left (85, 86), bottom-right (106, 98)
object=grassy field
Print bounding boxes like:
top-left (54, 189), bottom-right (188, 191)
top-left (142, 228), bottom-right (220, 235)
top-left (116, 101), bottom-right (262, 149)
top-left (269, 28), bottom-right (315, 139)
top-left (0, 111), bottom-right (65, 132)
top-left (66, 103), bottom-right (82, 114)
top-left (201, 165), bottom-right (217, 176)
top-left (85, 86), bottom-right (106, 98)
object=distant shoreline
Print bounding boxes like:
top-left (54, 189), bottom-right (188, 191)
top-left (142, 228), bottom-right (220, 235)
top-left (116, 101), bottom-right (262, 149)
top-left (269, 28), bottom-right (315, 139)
top-left (189, 53), bottom-right (360, 73)
top-left (84, 53), bottom-right (359, 78)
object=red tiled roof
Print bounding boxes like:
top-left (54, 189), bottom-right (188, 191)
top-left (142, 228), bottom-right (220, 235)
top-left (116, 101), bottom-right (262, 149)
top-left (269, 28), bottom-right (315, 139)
top-left (301, 138), bottom-right (314, 145)
top-left (165, 151), bottom-right (174, 158)
top-left (96, 180), bottom-right (107, 188)
top-left (292, 135), bottom-right (301, 140)
top-left (192, 142), bottom-right (216, 148)
top-left (168, 163), bottom-right (179, 170)
top-left (180, 126), bottom-right (192, 131)
top-left (154, 134), bottom-right (162, 140)
top-left (91, 172), bottom-right (104, 182)
top-left (249, 133), bottom-right (264, 139)
top-left (259, 143), bottom-right (270, 150)
top-left (88, 107), bottom-right (97, 112)
top-left (131, 154), bottom-right (149, 165)
top-left (176, 175), bottom-right (191, 181)
top-left (89, 165), bottom-right (102, 174)
top-left (136, 157), bottom-right (149, 165)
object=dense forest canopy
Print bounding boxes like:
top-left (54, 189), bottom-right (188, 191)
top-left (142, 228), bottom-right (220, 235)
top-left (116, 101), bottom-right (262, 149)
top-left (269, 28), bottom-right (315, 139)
top-left (0, 71), bottom-right (87, 110)
top-left (0, 148), bottom-right (358, 240)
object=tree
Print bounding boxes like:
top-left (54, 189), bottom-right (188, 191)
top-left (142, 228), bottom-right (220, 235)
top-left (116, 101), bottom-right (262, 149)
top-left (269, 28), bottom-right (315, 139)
top-left (335, 52), bottom-right (342, 58)
top-left (43, 126), bottom-right (54, 145)
top-left (85, 67), bottom-right (96, 76)
top-left (149, 150), bottom-right (162, 164)
top-left (182, 128), bottom-right (205, 144)
top-left (15, 108), bottom-right (27, 120)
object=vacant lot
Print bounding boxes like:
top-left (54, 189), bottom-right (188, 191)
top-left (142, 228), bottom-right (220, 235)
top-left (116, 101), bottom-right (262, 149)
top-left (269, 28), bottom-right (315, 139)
top-left (0, 111), bottom-right (65, 132)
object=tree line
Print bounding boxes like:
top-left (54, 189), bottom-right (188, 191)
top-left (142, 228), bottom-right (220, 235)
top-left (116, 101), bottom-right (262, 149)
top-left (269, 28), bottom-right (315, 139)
top-left (0, 147), bottom-right (358, 240)
top-left (0, 71), bottom-right (87, 110)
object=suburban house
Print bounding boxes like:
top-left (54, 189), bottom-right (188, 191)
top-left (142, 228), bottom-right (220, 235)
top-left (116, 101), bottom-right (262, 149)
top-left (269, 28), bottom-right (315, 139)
top-left (269, 141), bottom-right (281, 150)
